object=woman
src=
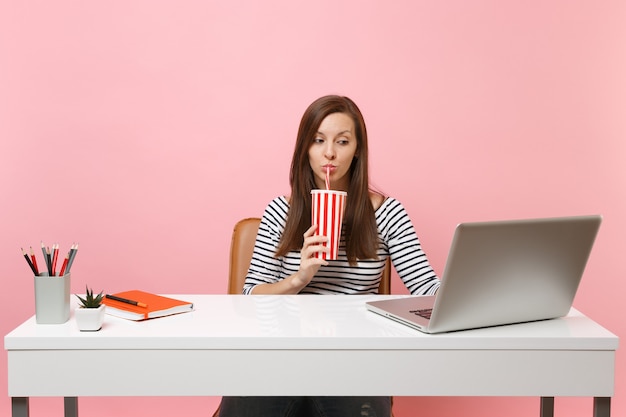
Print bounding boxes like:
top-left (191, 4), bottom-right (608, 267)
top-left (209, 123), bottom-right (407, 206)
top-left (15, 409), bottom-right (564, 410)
top-left (219, 95), bottom-right (440, 417)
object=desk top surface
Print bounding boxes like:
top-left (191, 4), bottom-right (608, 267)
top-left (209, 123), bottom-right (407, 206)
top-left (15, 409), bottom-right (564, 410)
top-left (4, 294), bottom-right (618, 351)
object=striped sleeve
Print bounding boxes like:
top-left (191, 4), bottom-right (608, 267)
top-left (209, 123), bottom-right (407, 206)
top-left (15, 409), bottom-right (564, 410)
top-left (242, 197), bottom-right (290, 294)
top-left (377, 198), bottom-right (441, 295)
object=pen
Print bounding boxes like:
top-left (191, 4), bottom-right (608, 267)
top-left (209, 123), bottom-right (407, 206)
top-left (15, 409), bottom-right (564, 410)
top-left (105, 294), bottom-right (148, 308)
top-left (21, 248), bottom-right (38, 275)
top-left (29, 246), bottom-right (39, 275)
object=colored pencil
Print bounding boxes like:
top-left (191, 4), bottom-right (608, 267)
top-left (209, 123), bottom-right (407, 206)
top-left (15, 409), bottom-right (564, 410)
top-left (66, 243), bottom-right (78, 273)
top-left (41, 242), bottom-right (51, 275)
top-left (59, 253), bottom-right (70, 276)
top-left (29, 246), bottom-right (39, 275)
top-left (51, 243), bottom-right (59, 276)
top-left (21, 248), bottom-right (38, 275)
top-left (45, 246), bottom-right (52, 275)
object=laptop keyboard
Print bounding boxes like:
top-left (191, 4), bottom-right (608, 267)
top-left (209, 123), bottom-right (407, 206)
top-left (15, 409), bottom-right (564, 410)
top-left (409, 308), bottom-right (433, 319)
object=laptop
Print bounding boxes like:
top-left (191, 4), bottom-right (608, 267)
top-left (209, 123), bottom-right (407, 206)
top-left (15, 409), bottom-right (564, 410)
top-left (366, 215), bottom-right (602, 333)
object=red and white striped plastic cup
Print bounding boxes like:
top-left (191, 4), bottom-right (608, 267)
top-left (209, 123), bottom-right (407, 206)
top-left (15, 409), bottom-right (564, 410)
top-left (311, 189), bottom-right (347, 260)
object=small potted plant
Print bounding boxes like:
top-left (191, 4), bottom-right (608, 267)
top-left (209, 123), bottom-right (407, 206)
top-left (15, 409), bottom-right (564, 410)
top-left (75, 286), bottom-right (105, 331)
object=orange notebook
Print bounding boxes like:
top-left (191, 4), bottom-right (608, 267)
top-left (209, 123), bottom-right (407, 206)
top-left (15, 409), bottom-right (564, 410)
top-left (102, 290), bottom-right (194, 321)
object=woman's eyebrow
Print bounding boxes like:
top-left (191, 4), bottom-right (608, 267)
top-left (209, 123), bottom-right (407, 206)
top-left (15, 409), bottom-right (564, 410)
top-left (315, 129), bottom-right (353, 138)
top-left (320, 130), bottom-right (353, 136)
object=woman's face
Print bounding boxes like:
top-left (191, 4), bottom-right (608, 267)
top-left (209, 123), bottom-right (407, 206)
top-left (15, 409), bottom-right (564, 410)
top-left (308, 112), bottom-right (358, 191)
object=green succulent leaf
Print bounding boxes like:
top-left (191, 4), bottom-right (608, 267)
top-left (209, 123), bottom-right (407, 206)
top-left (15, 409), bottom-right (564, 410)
top-left (75, 285), bottom-right (104, 308)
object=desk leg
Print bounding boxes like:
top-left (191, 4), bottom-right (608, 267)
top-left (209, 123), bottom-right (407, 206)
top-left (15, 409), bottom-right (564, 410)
top-left (594, 397), bottom-right (610, 417)
top-left (64, 397), bottom-right (78, 417)
top-left (12, 397), bottom-right (29, 417)
top-left (540, 397), bottom-right (554, 417)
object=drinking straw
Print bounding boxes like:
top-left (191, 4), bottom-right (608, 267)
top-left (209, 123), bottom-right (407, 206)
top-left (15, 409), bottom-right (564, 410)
top-left (325, 166), bottom-right (330, 190)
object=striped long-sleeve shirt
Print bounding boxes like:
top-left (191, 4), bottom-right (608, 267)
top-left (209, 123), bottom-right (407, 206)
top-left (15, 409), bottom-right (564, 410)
top-left (242, 196), bottom-right (441, 295)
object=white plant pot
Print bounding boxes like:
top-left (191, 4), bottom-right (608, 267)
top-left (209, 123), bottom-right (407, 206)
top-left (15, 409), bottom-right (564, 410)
top-left (75, 304), bottom-right (105, 331)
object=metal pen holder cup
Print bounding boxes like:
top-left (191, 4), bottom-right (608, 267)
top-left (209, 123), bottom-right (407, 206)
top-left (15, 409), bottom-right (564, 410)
top-left (34, 272), bottom-right (71, 324)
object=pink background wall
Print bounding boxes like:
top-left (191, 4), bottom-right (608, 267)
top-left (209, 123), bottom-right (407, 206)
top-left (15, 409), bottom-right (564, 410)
top-left (1, 1), bottom-right (624, 416)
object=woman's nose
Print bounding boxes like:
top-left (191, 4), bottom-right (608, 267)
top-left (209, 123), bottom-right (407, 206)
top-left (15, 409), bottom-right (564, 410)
top-left (324, 144), bottom-right (336, 160)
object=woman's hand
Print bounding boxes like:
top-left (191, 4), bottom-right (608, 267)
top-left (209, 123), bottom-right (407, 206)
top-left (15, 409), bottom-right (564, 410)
top-left (291, 225), bottom-right (329, 289)
top-left (250, 225), bottom-right (329, 294)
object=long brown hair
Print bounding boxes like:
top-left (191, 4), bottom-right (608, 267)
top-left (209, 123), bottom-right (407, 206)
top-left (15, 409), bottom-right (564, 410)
top-left (275, 95), bottom-right (379, 263)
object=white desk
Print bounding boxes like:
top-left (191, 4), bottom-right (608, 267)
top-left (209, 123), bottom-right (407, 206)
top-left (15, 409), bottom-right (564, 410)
top-left (5, 294), bottom-right (619, 417)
